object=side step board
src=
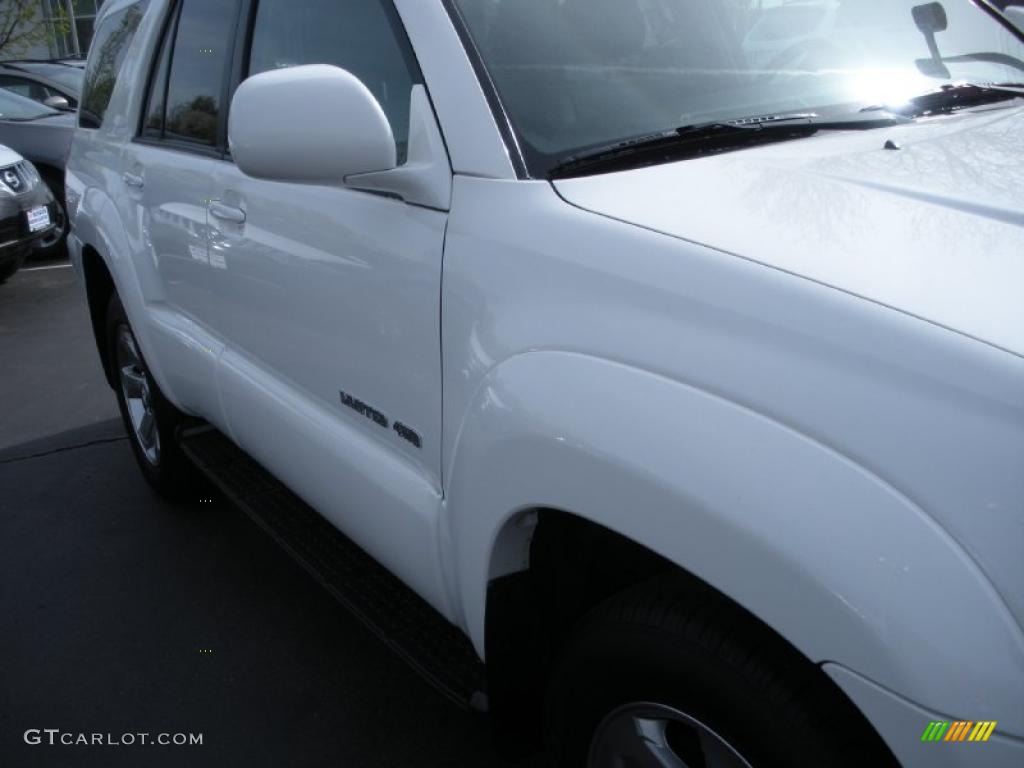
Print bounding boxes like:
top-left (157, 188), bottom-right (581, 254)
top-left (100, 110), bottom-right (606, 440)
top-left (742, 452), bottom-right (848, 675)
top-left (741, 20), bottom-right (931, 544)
top-left (179, 426), bottom-right (488, 711)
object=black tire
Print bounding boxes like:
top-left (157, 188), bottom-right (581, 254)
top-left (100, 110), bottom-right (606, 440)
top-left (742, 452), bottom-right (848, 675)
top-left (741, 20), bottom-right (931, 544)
top-left (106, 293), bottom-right (200, 500)
top-left (544, 578), bottom-right (898, 768)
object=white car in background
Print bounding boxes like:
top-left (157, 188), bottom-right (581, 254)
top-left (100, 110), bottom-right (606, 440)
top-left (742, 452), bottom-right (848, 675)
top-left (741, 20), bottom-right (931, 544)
top-left (67, 1), bottom-right (1024, 766)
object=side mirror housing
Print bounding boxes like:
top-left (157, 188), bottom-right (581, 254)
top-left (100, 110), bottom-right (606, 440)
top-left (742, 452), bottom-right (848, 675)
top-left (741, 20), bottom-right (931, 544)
top-left (912, 2), bottom-right (951, 78)
top-left (43, 94), bottom-right (71, 111)
top-left (228, 64), bottom-right (397, 184)
top-left (912, 2), bottom-right (948, 34)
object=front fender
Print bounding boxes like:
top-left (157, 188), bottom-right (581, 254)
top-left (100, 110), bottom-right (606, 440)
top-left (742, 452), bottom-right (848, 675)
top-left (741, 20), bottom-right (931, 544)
top-left (445, 350), bottom-right (1024, 734)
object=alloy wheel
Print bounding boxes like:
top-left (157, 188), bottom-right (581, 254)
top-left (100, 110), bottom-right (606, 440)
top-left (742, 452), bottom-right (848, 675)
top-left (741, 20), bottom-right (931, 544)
top-left (116, 326), bottom-right (161, 465)
top-left (589, 702), bottom-right (754, 768)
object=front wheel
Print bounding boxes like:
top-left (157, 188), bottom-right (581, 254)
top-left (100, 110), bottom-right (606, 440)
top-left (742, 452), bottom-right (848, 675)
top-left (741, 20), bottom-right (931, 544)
top-left (106, 293), bottom-right (199, 499)
top-left (545, 579), bottom-right (898, 768)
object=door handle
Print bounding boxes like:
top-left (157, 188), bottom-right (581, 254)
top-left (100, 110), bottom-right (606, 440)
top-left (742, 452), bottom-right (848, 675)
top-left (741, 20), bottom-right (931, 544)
top-left (122, 171), bottom-right (144, 188)
top-left (209, 201), bottom-right (246, 224)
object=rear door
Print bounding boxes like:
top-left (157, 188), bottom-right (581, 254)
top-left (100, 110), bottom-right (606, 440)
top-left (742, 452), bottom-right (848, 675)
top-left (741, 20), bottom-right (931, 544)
top-left (119, 0), bottom-right (242, 417)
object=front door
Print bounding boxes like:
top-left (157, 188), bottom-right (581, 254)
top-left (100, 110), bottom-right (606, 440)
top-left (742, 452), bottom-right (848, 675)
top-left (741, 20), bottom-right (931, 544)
top-left (207, 0), bottom-right (451, 611)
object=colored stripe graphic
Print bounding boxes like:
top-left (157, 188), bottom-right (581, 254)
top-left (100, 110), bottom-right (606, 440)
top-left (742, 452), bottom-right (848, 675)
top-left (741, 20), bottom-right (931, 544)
top-left (970, 722), bottom-right (998, 742)
top-left (922, 720), bottom-right (997, 743)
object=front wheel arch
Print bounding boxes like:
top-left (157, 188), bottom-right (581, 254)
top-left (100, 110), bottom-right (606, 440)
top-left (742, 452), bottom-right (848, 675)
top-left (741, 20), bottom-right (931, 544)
top-left (447, 351), bottom-right (1022, 736)
top-left (484, 510), bottom-right (898, 762)
top-left (543, 575), bottom-right (899, 767)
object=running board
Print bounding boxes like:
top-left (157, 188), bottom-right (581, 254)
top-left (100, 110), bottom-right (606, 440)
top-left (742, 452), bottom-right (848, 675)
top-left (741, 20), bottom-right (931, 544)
top-left (179, 425), bottom-right (488, 712)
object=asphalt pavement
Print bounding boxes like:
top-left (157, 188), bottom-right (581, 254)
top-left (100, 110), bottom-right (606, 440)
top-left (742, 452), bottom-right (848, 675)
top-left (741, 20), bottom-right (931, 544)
top-left (0, 261), bottom-right (539, 767)
top-left (0, 262), bottom-right (119, 452)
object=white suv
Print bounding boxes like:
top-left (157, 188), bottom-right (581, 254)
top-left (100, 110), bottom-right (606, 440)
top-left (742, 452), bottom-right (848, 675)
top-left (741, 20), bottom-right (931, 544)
top-left (67, 1), bottom-right (1024, 766)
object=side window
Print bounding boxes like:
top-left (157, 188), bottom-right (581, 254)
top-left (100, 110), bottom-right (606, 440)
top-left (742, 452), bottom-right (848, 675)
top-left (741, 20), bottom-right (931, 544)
top-left (161, 0), bottom-right (240, 146)
top-left (79, 1), bottom-right (150, 129)
top-left (141, 4), bottom-right (175, 137)
top-left (248, 0), bottom-right (422, 163)
top-left (0, 76), bottom-right (45, 101)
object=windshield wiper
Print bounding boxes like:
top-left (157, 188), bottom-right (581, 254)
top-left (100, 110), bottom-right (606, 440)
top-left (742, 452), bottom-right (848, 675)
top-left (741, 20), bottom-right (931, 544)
top-left (549, 112), bottom-right (909, 179)
top-left (865, 83), bottom-right (1024, 118)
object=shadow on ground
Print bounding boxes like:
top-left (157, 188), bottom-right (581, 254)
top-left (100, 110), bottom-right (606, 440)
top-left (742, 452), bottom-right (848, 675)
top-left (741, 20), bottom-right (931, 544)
top-left (0, 262), bottom-right (120, 453)
top-left (0, 421), bottom-right (539, 767)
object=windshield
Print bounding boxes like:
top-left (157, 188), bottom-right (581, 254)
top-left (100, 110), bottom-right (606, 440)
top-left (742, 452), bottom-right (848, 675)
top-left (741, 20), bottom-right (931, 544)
top-left (452, 0), bottom-right (1024, 175)
top-left (15, 62), bottom-right (86, 93)
top-left (0, 87), bottom-right (59, 120)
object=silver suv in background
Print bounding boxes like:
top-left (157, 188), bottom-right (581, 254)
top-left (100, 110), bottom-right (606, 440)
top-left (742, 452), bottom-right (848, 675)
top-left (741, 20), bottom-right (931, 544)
top-left (0, 144), bottom-right (55, 283)
top-left (0, 58), bottom-right (85, 112)
top-left (0, 89), bottom-right (75, 260)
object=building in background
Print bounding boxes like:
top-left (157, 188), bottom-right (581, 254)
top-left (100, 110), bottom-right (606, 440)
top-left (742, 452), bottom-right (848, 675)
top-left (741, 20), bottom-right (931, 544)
top-left (4, 0), bottom-right (106, 60)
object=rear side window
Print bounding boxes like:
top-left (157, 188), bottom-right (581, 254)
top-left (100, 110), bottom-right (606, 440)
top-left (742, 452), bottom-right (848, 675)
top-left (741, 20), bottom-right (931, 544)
top-left (143, 0), bottom-right (241, 147)
top-left (0, 76), bottom-right (52, 102)
top-left (141, 8), bottom-right (173, 136)
top-left (79, 1), bottom-right (150, 129)
top-left (248, 0), bottom-right (422, 163)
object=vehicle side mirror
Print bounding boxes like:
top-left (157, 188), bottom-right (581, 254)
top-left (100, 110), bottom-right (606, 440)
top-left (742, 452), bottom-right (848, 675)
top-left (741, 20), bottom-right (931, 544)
top-left (913, 2), bottom-right (948, 33)
top-left (43, 95), bottom-right (71, 111)
top-left (912, 3), bottom-right (951, 78)
top-left (228, 64), bottom-right (397, 184)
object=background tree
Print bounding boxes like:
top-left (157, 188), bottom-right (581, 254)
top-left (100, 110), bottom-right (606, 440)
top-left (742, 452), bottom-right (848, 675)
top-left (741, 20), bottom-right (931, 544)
top-left (0, 0), bottom-right (71, 59)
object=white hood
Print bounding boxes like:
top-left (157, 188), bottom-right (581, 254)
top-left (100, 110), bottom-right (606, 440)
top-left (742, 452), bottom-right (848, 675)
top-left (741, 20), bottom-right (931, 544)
top-left (555, 105), bottom-right (1024, 358)
top-left (0, 143), bottom-right (24, 169)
